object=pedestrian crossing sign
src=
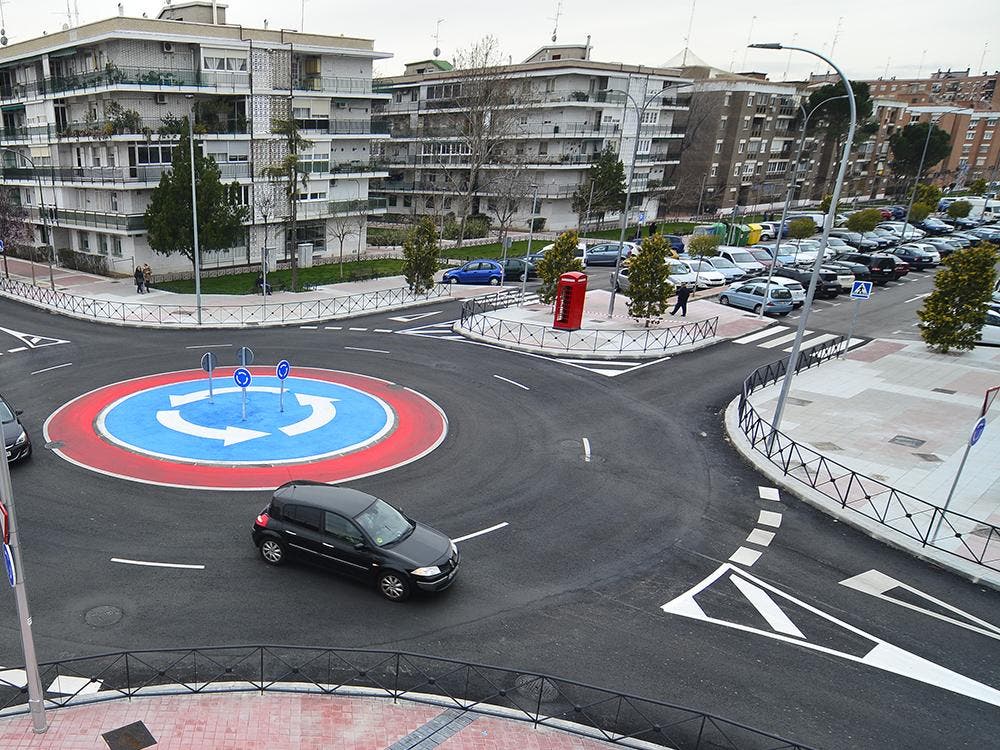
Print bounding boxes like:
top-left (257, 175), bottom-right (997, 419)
top-left (850, 280), bottom-right (873, 300)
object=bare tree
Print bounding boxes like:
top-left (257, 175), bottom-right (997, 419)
top-left (254, 185), bottom-right (278, 271)
top-left (261, 118), bottom-right (314, 291)
top-left (327, 210), bottom-right (364, 279)
top-left (486, 157), bottom-right (533, 249)
top-left (658, 88), bottom-right (724, 216)
top-left (0, 188), bottom-right (31, 277)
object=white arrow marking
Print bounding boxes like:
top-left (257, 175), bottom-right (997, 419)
top-left (169, 386), bottom-right (282, 407)
top-left (662, 563), bottom-right (1000, 708)
top-left (389, 310), bottom-right (443, 323)
top-left (0, 326), bottom-right (69, 348)
top-left (156, 410), bottom-right (269, 446)
top-left (840, 569), bottom-right (1000, 641)
top-left (279, 393), bottom-right (339, 436)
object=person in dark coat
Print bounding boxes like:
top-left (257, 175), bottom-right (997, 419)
top-left (134, 266), bottom-right (145, 293)
top-left (670, 284), bottom-right (692, 317)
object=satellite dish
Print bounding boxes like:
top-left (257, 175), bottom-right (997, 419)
top-left (1, 37), bottom-right (7, 46)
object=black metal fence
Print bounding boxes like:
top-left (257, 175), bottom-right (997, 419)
top-left (737, 338), bottom-right (1000, 572)
top-left (0, 646), bottom-right (814, 750)
top-left (458, 291), bottom-right (719, 354)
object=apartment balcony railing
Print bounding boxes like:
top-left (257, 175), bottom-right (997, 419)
top-left (409, 91), bottom-right (692, 111)
top-left (26, 206), bottom-right (146, 232)
top-left (0, 117), bottom-right (249, 141)
top-left (380, 153), bottom-right (598, 167)
top-left (0, 162), bottom-right (252, 185)
top-left (296, 118), bottom-right (391, 135)
top-left (292, 76), bottom-right (375, 95)
top-left (374, 181), bottom-right (579, 199)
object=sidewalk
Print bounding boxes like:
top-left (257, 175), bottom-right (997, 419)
top-left (0, 692), bottom-right (622, 749)
top-left (728, 338), bottom-right (1000, 585)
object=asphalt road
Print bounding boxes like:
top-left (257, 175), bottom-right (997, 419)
top-left (0, 285), bottom-right (996, 750)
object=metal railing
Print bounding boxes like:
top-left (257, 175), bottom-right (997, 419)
top-left (458, 291), bottom-right (719, 354)
top-left (0, 163), bottom-right (251, 185)
top-left (0, 646), bottom-right (815, 750)
top-left (0, 276), bottom-right (449, 328)
top-left (292, 76), bottom-right (376, 94)
top-left (736, 339), bottom-right (1000, 573)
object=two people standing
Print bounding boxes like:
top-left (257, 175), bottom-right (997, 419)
top-left (134, 264), bottom-right (153, 294)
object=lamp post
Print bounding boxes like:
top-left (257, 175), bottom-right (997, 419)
top-left (749, 43), bottom-right (857, 447)
top-left (758, 94), bottom-right (849, 317)
top-left (520, 184), bottom-right (539, 302)
top-left (0, 147), bottom-right (55, 290)
top-left (606, 81), bottom-right (664, 317)
top-left (185, 95), bottom-right (203, 326)
top-left (899, 107), bottom-right (957, 241)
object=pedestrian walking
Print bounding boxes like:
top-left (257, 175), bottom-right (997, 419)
top-left (142, 264), bottom-right (153, 292)
top-left (134, 266), bottom-right (145, 293)
top-left (670, 284), bottom-right (692, 317)
top-left (648, 221), bottom-right (658, 236)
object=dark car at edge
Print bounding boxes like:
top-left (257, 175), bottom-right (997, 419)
top-left (1, 394), bottom-right (31, 464)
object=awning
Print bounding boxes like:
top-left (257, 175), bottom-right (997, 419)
top-left (1, 103), bottom-right (25, 111)
top-left (48, 47), bottom-right (79, 59)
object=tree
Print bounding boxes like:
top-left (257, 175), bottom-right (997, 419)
top-left (686, 234), bottom-right (721, 288)
top-left (909, 202), bottom-right (932, 223)
top-left (948, 200), bottom-right (972, 219)
top-left (913, 182), bottom-right (942, 207)
top-left (807, 81), bottom-right (874, 143)
top-left (625, 234), bottom-right (675, 325)
top-left (402, 217), bottom-right (440, 294)
top-left (254, 185), bottom-right (279, 272)
top-left (487, 159), bottom-right (533, 249)
top-left (889, 122), bottom-right (951, 180)
top-left (572, 146), bottom-right (627, 230)
top-left (261, 118), bottom-right (313, 291)
top-left (0, 187), bottom-right (32, 270)
top-left (145, 121), bottom-right (248, 272)
top-left (967, 178), bottom-right (987, 195)
top-left (327, 210), bottom-right (364, 279)
top-left (846, 208), bottom-right (883, 233)
top-left (819, 194), bottom-right (834, 213)
top-left (536, 230), bottom-right (584, 304)
top-left (788, 218), bottom-right (815, 240)
top-left (918, 242), bottom-right (999, 352)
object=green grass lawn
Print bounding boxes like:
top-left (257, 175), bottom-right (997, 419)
top-left (156, 258), bottom-right (407, 295)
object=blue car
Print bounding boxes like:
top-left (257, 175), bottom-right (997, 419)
top-left (442, 259), bottom-right (503, 285)
top-left (663, 234), bottom-right (685, 254)
top-left (718, 280), bottom-right (794, 316)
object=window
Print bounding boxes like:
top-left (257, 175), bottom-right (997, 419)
top-left (78, 231), bottom-right (90, 251)
top-left (710, 164), bottom-right (718, 177)
top-left (636, 139), bottom-right (651, 154)
top-left (738, 140), bottom-right (746, 153)
top-left (284, 504), bottom-right (322, 530)
top-left (724, 93), bottom-right (731, 107)
top-left (988, 119), bottom-right (998, 127)
top-left (966, 131), bottom-right (975, 140)
top-left (743, 162), bottom-right (755, 175)
top-left (202, 56), bottom-right (247, 72)
top-left (734, 163), bottom-right (742, 176)
top-left (324, 513), bottom-right (364, 544)
top-left (295, 190), bottom-right (327, 201)
top-left (426, 82), bottom-right (463, 100)
top-left (298, 152), bottom-right (330, 174)
top-left (976, 157), bottom-right (987, 166)
top-left (538, 141), bottom-right (548, 155)
top-left (641, 110), bottom-right (659, 125)
top-left (747, 94), bottom-right (754, 107)
top-left (135, 145), bottom-right (174, 164)
top-left (714, 140), bottom-right (723, 154)
top-left (112, 237), bottom-right (122, 257)
top-left (984, 131), bottom-right (993, 140)
top-left (110, 192), bottom-right (118, 211)
top-left (743, 116), bottom-right (751, 129)
top-left (98, 235), bottom-right (109, 255)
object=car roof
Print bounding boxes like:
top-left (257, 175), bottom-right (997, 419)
top-left (272, 481), bottom-right (377, 515)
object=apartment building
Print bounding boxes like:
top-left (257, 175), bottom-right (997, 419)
top-left (372, 44), bottom-right (690, 231)
top-left (0, 0), bottom-right (389, 274)
top-left (867, 69), bottom-right (999, 110)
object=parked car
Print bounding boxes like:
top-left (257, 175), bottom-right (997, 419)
top-left (834, 252), bottom-right (900, 285)
top-left (969, 226), bottom-right (1000, 242)
top-left (887, 205), bottom-right (908, 220)
top-left (750, 243), bottom-right (798, 268)
top-left (662, 234), bottom-right (685, 255)
top-left (540, 240), bottom-right (589, 262)
top-left (614, 261), bottom-right (699, 293)
top-left (747, 247), bottom-right (778, 266)
top-left (830, 228), bottom-right (880, 251)
top-left (1, 394), bottom-right (31, 464)
top-left (889, 256), bottom-right (911, 279)
top-left (680, 259), bottom-right (727, 288)
top-left (499, 257), bottom-right (536, 281)
top-left (757, 221), bottom-right (788, 241)
top-left (704, 255), bottom-right (747, 282)
top-left (824, 258), bottom-right (871, 284)
top-left (774, 266), bottom-right (841, 298)
top-left (892, 244), bottom-right (939, 270)
top-left (866, 229), bottom-right (897, 248)
top-left (917, 217), bottom-right (953, 235)
top-left (251, 482), bottom-right (459, 602)
top-left (718, 281), bottom-right (794, 315)
top-left (823, 236), bottom-right (852, 254)
top-left (921, 237), bottom-right (961, 257)
top-left (583, 241), bottom-right (638, 267)
top-left (764, 276), bottom-right (806, 307)
top-left (951, 231), bottom-right (981, 246)
top-left (718, 246), bottom-right (766, 275)
top-left (442, 259), bottom-right (503, 285)
top-left (877, 221), bottom-right (925, 241)
top-left (977, 309), bottom-right (1000, 346)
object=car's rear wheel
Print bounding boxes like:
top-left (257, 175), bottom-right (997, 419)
top-left (378, 571), bottom-right (411, 602)
top-left (519, 273), bottom-right (527, 282)
top-left (259, 538), bottom-right (286, 566)
top-left (753, 304), bottom-right (763, 314)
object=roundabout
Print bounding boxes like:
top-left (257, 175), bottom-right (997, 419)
top-left (43, 367), bottom-right (448, 490)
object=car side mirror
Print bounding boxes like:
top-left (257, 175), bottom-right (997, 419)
top-left (15, 410), bottom-right (22, 416)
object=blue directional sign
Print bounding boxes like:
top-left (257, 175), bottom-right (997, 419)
top-left (233, 367), bottom-right (252, 389)
top-left (276, 360), bottom-right (291, 380)
top-left (0, 239), bottom-right (6, 255)
top-left (3, 543), bottom-right (16, 588)
top-left (850, 280), bottom-right (873, 300)
top-left (970, 416), bottom-right (987, 447)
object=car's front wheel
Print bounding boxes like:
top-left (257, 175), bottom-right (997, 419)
top-left (719, 296), bottom-right (730, 306)
top-left (378, 570), bottom-right (411, 602)
top-left (519, 273), bottom-right (527, 282)
top-left (259, 538), bottom-right (286, 566)
top-left (447, 277), bottom-right (459, 285)
top-left (489, 276), bottom-right (500, 286)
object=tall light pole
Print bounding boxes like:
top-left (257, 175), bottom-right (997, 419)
top-left (607, 80), bottom-right (664, 317)
top-left (185, 96), bottom-right (203, 326)
top-left (758, 94), bottom-right (849, 317)
top-left (0, 147), bottom-right (56, 290)
top-left (899, 106), bottom-right (958, 241)
top-left (749, 43), bottom-right (857, 446)
top-left (520, 184), bottom-right (538, 302)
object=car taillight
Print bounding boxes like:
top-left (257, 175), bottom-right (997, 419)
top-left (255, 513), bottom-right (270, 527)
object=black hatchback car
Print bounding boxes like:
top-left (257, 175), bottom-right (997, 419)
top-left (773, 267), bottom-right (841, 298)
top-left (251, 482), bottom-right (459, 601)
top-left (834, 252), bottom-right (899, 285)
top-left (1, 394), bottom-right (31, 463)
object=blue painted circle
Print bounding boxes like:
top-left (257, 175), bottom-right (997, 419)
top-left (971, 417), bottom-right (987, 446)
top-left (276, 360), bottom-right (290, 380)
top-left (233, 367), bottom-right (252, 388)
top-left (97, 375), bottom-right (395, 465)
top-left (3, 544), bottom-right (14, 588)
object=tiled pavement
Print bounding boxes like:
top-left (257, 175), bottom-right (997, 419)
top-left (0, 693), bottom-right (619, 749)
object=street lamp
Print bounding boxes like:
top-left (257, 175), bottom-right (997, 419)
top-left (520, 184), bottom-right (539, 302)
top-left (749, 42), bottom-right (857, 446)
top-left (605, 81), bottom-right (665, 317)
top-left (899, 106), bottom-right (960, 241)
top-left (759, 94), bottom-right (850, 316)
top-left (0, 147), bottom-right (56, 290)
top-left (185, 94), bottom-right (203, 326)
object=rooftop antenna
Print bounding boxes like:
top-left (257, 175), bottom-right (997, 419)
top-left (980, 41), bottom-right (990, 75)
top-left (300, 0), bottom-right (306, 32)
top-left (915, 48), bottom-right (927, 78)
top-left (740, 16), bottom-right (757, 70)
top-left (827, 15), bottom-right (844, 73)
top-left (782, 31), bottom-right (798, 80)
top-left (681, 0), bottom-right (697, 66)
top-left (883, 55), bottom-right (891, 79)
top-left (0, 0), bottom-right (8, 45)
top-left (432, 18), bottom-right (444, 58)
top-left (549, 0), bottom-right (562, 44)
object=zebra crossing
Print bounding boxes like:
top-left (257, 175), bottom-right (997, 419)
top-left (732, 324), bottom-right (868, 353)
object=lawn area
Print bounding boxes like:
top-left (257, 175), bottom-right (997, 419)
top-left (156, 258), bottom-right (407, 295)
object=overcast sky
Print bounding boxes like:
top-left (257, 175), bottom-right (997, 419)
top-left (3, 1), bottom-right (998, 83)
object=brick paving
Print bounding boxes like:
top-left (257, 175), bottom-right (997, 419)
top-left (0, 693), bottom-right (619, 749)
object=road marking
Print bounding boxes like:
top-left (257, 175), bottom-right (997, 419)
top-left (349, 327), bottom-right (368, 331)
top-left (7, 347), bottom-right (26, 353)
top-left (733, 326), bottom-right (782, 345)
top-left (155, 410), bottom-right (269, 446)
top-left (452, 522), bottom-right (509, 543)
top-left (389, 310), bottom-right (444, 323)
top-left (30, 362), bottom-right (72, 375)
top-left (729, 547), bottom-right (762, 566)
top-left (758, 510), bottom-right (782, 528)
top-left (47, 675), bottom-right (103, 696)
top-left (325, 326), bottom-right (343, 330)
top-left (374, 328), bottom-right (393, 333)
top-left (891, 330), bottom-right (905, 335)
top-left (759, 330), bottom-right (811, 349)
top-left (278, 393), bottom-right (339, 437)
top-left (111, 557), bottom-right (205, 570)
top-left (746, 529), bottom-right (775, 547)
top-left (169, 385), bottom-right (282, 407)
top-left (758, 486), bottom-right (780, 501)
top-left (785, 333), bottom-right (837, 352)
top-left (661, 564), bottom-right (1000, 708)
top-left (185, 344), bottom-right (232, 349)
top-left (830, 302), bottom-right (842, 307)
top-left (344, 346), bottom-right (389, 354)
top-left (299, 325), bottom-right (318, 329)
top-left (904, 293), bottom-right (931, 304)
top-left (730, 574), bottom-right (804, 637)
top-left (840, 570), bottom-right (1000, 641)
top-left (582, 437), bottom-right (591, 462)
top-left (493, 374), bottom-right (530, 391)
top-left (0, 326), bottom-right (69, 348)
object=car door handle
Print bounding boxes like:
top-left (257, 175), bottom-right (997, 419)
top-left (285, 530), bottom-right (298, 536)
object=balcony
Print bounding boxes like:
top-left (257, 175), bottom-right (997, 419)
top-left (292, 76), bottom-right (375, 96)
top-left (27, 206), bottom-right (146, 232)
top-left (1, 162), bottom-right (252, 185)
top-left (296, 118), bottom-right (390, 136)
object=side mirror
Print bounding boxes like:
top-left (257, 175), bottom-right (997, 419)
top-left (15, 410), bottom-right (22, 416)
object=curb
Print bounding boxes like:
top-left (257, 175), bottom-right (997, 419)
top-left (722, 395), bottom-right (1000, 591)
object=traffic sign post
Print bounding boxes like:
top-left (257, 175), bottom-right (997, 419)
top-left (930, 416), bottom-right (989, 544)
top-left (276, 359), bottom-right (291, 413)
top-left (200, 352), bottom-right (218, 403)
top-left (237, 346), bottom-right (254, 367)
top-left (234, 367), bottom-right (252, 421)
top-left (840, 281), bottom-right (874, 358)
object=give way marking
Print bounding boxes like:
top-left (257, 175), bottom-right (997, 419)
top-left (661, 563), bottom-right (1000, 707)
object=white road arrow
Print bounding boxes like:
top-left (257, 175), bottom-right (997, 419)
top-left (169, 386), bottom-right (282, 407)
top-left (156, 410), bottom-right (270, 446)
top-left (279, 393), bottom-right (339, 436)
top-left (388, 310), bottom-right (443, 323)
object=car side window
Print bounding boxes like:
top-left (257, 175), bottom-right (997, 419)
top-left (285, 504), bottom-right (322, 531)
top-left (736, 284), bottom-right (754, 294)
top-left (324, 512), bottom-right (365, 545)
top-left (751, 286), bottom-right (765, 296)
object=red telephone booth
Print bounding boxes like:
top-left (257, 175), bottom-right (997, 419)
top-left (553, 272), bottom-right (588, 331)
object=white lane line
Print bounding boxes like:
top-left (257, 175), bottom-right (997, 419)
top-left (300, 325), bottom-right (318, 329)
top-left (746, 529), bottom-right (776, 547)
top-left (729, 546), bottom-right (762, 567)
top-left (111, 557), bottom-right (205, 570)
top-left (892, 330), bottom-right (905, 335)
top-left (493, 374), bottom-right (530, 391)
top-left (830, 302), bottom-right (842, 307)
top-left (904, 293), bottom-right (930, 304)
top-left (759, 330), bottom-right (811, 349)
top-left (582, 437), bottom-right (591, 462)
top-left (344, 346), bottom-right (389, 354)
top-left (30, 362), bottom-right (73, 375)
top-left (185, 344), bottom-right (232, 350)
top-left (733, 327), bottom-right (783, 345)
top-left (452, 522), bottom-right (509, 543)
top-left (785, 333), bottom-right (837, 352)
top-left (758, 510), bottom-right (782, 528)
top-left (730, 574), bottom-right (805, 637)
top-left (7, 347), bottom-right (26, 353)
top-left (598, 356), bottom-right (672, 376)
top-left (349, 327), bottom-right (368, 331)
top-left (758, 486), bottom-right (780, 501)
top-left (325, 326), bottom-right (343, 330)
top-left (374, 328), bottom-right (393, 333)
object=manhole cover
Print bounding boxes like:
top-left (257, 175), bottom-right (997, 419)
top-left (86, 605), bottom-right (123, 627)
top-left (102, 720), bottom-right (156, 750)
top-left (889, 435), bottom-right (925, 448)
top-left (913, 453), bottom-right (943, 463)
top-left (44, 440), bottom-right (64, 450)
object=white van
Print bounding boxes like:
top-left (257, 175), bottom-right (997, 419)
top-left (964, 197), bottom-right (998, 221)
top-left (787, 212), bottom-right (829, 232)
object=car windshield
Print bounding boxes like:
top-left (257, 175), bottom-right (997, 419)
top-left (730, 252), bottom-right (755, 263)
top-left (668, 263), bottom-right (688, 274)
top-left (0, 402), bottom-right (13, 423)
top-left (710, 257), bottom-right (737, 268)
top-left (354, 499), bottom-right (414, 547)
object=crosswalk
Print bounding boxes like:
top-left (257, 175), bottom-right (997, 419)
top-left (733, 324), bottom-right (868, 353)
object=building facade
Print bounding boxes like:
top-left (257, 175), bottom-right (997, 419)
top-left (372, 44), bottom-right (690, 232)
top-left (866, 69), bottom-right (999, 110)
top-left (0, 0), bottom-right (389, 274)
